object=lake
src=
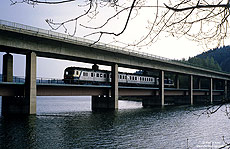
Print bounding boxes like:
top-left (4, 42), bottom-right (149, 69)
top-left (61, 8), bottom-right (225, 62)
top-left (0, 96), bottom-right (230, 148)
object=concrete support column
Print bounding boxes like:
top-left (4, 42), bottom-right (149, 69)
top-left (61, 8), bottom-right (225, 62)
top-left (189, 75), bottom-right (193, 105)
top-left (1, 52), bottom-right (36, 115)
top-left (2, 53), bottom-right (13, 82)
top-left (159, 70), bottom-right (164, 107)
top-left (91, 64), bottom-right (118, 110)
top-left (197, 77), bottom-right (201, 89)
top-left (2, 53), bottom-right (14, 115)
top-left (213, 79), bottom-right (217, 90)
top-left (175, 74), bottom-right (180, 89)
top-left (224, 80), bottom-right (228, 99)
top-left (111, 63), bottom-right (118, 109)
top-left (209, 78), bottom-right (213, 104)
top-left (25, 52), bottom-right (37, 114)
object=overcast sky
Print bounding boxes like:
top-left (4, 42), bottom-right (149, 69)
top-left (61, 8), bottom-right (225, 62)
top-left (0, 0), bottom-right (219, 78)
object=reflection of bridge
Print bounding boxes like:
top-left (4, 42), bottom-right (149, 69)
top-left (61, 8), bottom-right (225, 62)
top-left (0, 19), bottom-right (230, 115)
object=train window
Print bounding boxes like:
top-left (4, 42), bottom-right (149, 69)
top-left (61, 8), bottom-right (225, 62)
top-left (123, 75), bottom-right (125, 79)
top-left (100, 73), bottom-right (103, 78)
top-left (83, 72), bottom-right (88, 76)
top-left (135, 77), bottom-right (137, 80)
top-left (104, 74), bottom-right (107, 78)
top-left (91, 73), bottom-right (94, 77)
top-left (96, 73), bottom-right (99, 77)
top-left (119, 75), bottom-right (122, 79)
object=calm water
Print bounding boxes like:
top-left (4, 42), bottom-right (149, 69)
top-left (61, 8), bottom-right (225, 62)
top-left (0, 96), bottom-right (230, 148)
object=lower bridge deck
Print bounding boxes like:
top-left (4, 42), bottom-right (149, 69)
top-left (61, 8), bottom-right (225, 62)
top-left (0, 82), bottom-right (223, 97)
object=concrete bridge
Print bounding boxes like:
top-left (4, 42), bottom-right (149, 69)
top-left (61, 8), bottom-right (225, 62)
top-left (0, 19), bottom-right (230, 115)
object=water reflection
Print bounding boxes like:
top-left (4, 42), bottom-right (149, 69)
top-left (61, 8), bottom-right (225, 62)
top-left (0, 97), bottom-right (230, 148)
top-left (0, 116), bottom-right (37, 148)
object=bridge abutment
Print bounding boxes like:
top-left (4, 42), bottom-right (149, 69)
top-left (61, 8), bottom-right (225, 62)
top-left (1, 52), bottom-right (37, 115)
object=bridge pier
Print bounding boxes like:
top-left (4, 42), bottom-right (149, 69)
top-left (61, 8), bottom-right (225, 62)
top-left (25, 52), bottom-right (37, 114)
top-left (2, 53), bottom-right (13, 82)
top-left (1, 52), bottom-right (37, 115)
top-left (197, 77), bottom-right (201, 89)
top-left (142, 70), bottom-right (164, 107)
top-left (224, 80), bottom-right (228, 100)
top-left (189, 75), bottom-right (193, 105)
top-left (175, 74), bottom-right (180, 89)
top-left (92, 64), bottom-right (118, 110)
top-left (209, 78), bottom-right (213, 104)
top-left (159, 70), bottom-right (164, 107)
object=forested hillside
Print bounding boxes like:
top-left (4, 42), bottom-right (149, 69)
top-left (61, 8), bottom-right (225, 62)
top-left (186, 56), bottom-right (222, 71)
top-left (183, 46), bottom-right (230, 72)
top-left (196, 46), bottom-right (230, 72)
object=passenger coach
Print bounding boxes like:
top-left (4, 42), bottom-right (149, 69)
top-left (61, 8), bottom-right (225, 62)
top-left (63, 67), bottom-right (174, 87)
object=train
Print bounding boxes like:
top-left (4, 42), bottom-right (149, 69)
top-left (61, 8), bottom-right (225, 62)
top-left (63, 67), bottom-right (174, 87)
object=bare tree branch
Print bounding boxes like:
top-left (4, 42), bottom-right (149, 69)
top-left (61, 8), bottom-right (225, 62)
top-left (164, 3), bottom-right (229, 12)
top-left (10, 0), bottom-right (76, 5)
top-left (84, 0), bottom-right (137, 45)
top-left (9, 0), bottom-right (230, 52)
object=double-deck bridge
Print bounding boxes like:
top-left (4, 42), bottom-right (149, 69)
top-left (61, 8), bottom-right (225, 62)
top-left (0, 20), bottom-right (230, 115)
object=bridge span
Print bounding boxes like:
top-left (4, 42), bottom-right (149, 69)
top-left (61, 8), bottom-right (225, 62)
top-left (0, 82), bottom-right (223, 97)
top-left (0, 20), bottom-right (230, 115)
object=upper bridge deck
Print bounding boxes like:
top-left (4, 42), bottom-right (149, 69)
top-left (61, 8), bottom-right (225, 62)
top-left (0, 19), bottom-right (229, 80)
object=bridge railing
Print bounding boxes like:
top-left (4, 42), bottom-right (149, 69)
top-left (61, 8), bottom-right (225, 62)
top-left (0, 19), bottom-right (229, 74)
top-left (0, 75), bottom-right (65, 84)
top-left (0, 75), bottom-right (25, 83)
top-left (0, 19), bottom-right (172, 62)
top-left (36, 77), bottom-right (64, 84)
